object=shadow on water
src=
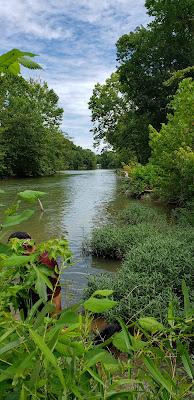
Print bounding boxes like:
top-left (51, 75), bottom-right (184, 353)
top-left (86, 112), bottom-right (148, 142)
top-left (0, 170), bottom-right (128, 304)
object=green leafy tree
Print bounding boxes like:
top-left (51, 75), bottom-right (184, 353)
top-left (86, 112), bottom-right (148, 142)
top-left (0, 75), bottom-right (64, 177)
top-left (149, 78), bottom-right (194, 203)
top-left (90, 0), bottom-right (194, 164)
top-left (97, 150), bottom-right (122, 169)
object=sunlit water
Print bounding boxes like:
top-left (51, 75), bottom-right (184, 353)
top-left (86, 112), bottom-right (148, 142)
top-left (0, 170), bottom-right (129, 304)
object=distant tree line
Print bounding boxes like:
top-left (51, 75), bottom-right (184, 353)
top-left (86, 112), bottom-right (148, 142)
top-left (0, 75), bottom-right (97, 177)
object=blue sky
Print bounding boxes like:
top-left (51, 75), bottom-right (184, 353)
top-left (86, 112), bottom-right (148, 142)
top-left (0, 0), bottom-right (149, 150)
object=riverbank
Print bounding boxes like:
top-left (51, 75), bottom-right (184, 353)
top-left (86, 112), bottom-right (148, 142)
top-left (85, 201), bottom-right (194, 323)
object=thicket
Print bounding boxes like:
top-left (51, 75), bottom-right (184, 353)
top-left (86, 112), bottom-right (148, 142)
top-left (86, 203), bottom-right (194, 322)
top-left (0, 189), bottom-right (194, 398)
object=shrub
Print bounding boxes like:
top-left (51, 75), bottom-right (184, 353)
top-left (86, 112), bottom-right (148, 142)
top-left (123, 163), bottom-right (157, 198)
top-left (87, 230), bottom-right (194, 321)
top-left (89, 223), bottom-right (160, 260)
top-left (172, 200), bottom-right (194, 227)
top-left (118, 202), bottom-right (166, 225)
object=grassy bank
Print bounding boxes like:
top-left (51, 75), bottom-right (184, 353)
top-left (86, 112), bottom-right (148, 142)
top-left (85, 202), bottom-right (194, 321)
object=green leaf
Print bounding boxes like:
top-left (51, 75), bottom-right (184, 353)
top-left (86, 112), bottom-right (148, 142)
top-left (33, 265), bottom-right (53, 302)
top-left (0, 189), bottom-right (5, 193)
top-left (178, 342), bottom-right (194, 380)
top-left (29, 328), bottom-right (66, 390)
top-left (92, 289), bottom-right (114, 297)
top-left (56, 308), bottom-right (80, 327)
top-left (18, 190), bottom-right (47, 203)
top-left (143, 356), bottom-right (176, 395)
top-left (138, 317), bottom-right (164, 333)
top-left (0, 254), bottom-right (34, 267)
top-left (86, 367), bottom-right (105, 386)
top-left (112, 330), bottom-right (129, 353)
top-left (0, 49), bottom-right (42, 75)
top-left (19, 57), bottom-right (42, 70)
top-left (83, 297), bottom-right (117, 313)
top-left (0, 338), bottom-right (25, 356)
top-left (8, 61), bottom-right (20, 75)
top-left (3, 209), bottom-right (34, 227)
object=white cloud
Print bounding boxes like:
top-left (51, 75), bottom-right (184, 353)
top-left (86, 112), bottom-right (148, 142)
top-left (0, 0), bottom-right (150, 149)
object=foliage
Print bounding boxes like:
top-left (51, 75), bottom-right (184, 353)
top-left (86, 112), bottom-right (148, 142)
top-left (1, 191), bottom-right (194, 398)
top-left (87, 227), bottom-right (194, 322)
top-left (66, 146), bottom-right (97, 170)
top-left (0, 48), bottom-right (42, 75)
top-left (172, 200), bottom-right (194, 227)
top-left (97, 150), bottom-right (122, 169)
top-left (89, 0), bottom-right (194, 164)
top-left (149, 78), bottom-right (194, 204)
top-left (0, 71), bottom-right (97, 177)
top-left (87, 203), bottom-right (166, 260)
top-left (118, 203), bottom-right (166, 225)
top-left (88, 72), bottom-right (129, 147)
top-left (122, 163), bottom-right (157, 198)
top-left (0, 75), bottom-right (66, 177)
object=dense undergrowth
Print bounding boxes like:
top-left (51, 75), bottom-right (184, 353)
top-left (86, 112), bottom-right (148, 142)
top-left (86, 203), bottom-right (194, 322)
top-left (0, 191), bottom-right (194, 398)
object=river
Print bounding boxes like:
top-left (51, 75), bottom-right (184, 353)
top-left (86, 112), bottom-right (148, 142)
top-left (0, 170), bottom-right (129, 304)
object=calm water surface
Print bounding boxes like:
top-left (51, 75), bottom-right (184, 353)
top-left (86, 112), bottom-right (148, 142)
top-left (0, 170), bottom-right (129, 303)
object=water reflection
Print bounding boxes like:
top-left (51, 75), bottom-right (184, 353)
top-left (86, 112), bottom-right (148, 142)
top-left (0, 170), bottom-right (127, 303)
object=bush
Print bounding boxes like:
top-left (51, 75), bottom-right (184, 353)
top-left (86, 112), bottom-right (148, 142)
top-left (89, 223), bottom-right (160, 260)
top-left (118, 202), bottom-right (166, 225)
top-left (123, 163), bottom-right (157, 198)
top-left (87, 230), bottom-right (194, 321)
top-left (172, 200), bottom-right (194, 227)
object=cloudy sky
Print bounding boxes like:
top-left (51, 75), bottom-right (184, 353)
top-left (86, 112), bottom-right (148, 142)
top-left (0, 0), bottom-right (150, 150)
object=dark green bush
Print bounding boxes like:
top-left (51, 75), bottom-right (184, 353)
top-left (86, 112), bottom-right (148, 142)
top-left (118, 202), bottom-right (166, 225)
top-left (172, 200), bottom-right (194, 227)
top-left (87, 230), bottom-right (194, 321)
top-left (89, 223), bottom-right (160, 260)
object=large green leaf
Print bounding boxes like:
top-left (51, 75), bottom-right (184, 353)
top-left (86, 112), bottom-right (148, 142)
top-left (0, 49), bottom-right (42, 75)
top-left (138, 317), bottom-right (164, 333)
top-left (18, 190), bottom-right (47, 203)
top-left (83, 297), bottom-right (117, 313)
top-left (0, 254), bottom-right (35, 267)
top-left (3, 209), bottom-right (34, 227)
top-left (33, 265), bottom-right (53, 302)
top-left (92, 289), bottom-right (114, 297)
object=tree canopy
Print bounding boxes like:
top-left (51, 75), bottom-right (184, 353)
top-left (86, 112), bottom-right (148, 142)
top-left (89, 0), bottom-right (194, 164)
